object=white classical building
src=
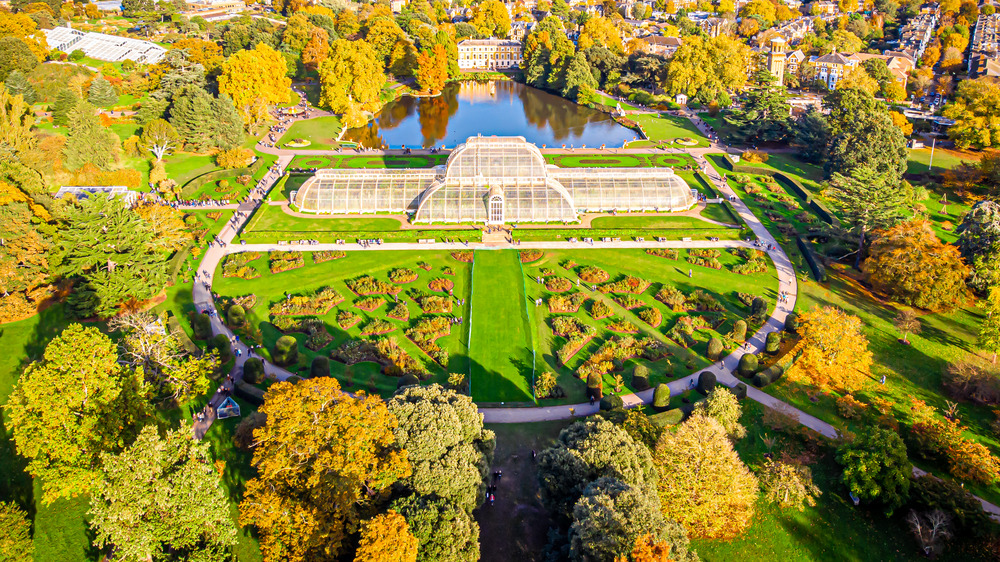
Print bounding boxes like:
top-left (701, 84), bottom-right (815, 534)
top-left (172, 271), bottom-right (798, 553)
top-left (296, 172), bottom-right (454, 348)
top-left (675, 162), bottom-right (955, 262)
top-left (293, 136), bottom-right (696, 224)
top-left (457, 39), bottom-right (523, 70)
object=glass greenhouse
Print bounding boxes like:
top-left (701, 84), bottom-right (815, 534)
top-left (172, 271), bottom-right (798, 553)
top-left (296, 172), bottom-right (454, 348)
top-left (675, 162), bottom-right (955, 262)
top-left (293, 136), bottom-right (696, 224)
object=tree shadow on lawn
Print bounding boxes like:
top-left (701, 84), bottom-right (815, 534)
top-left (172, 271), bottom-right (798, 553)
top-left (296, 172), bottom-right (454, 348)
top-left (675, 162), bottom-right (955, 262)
top-left (470, 357), bottom-right (534, 404)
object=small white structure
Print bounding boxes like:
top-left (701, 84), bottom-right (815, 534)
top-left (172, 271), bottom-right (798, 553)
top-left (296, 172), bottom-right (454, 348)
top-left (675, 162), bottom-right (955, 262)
top-left (55, 185), bottom-right (138, 205)
top-left (675, 93), bottom-right (688, 105)
top-left (216, 397), bottom-right (241, 420)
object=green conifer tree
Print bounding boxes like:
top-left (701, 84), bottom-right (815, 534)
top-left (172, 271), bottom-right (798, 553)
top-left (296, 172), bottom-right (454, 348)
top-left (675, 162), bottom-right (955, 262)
top-left (211, 93), bottom-right (245, 150)
top-left (63, 101), bottom-right (120, 170)
top-left (168, 87), bottom-right (214, 151)
top-left (4, 70), bottom-right (36, 105)
top-left (52, 88), bottom-right (78, 126)
top-left (88, 76), bottom-right (118, 107)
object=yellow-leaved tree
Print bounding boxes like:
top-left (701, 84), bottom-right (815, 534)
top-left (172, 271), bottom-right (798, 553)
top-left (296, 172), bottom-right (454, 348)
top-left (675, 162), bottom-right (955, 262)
top-left (319, 39), bottom-right (386, 127)
top-left (353, 510), bottom-right (418, 562)
top-left (239, 378), bottom-right (411, 562)
top-left (614, 533), bottom-right (675, 562)
top-left (653, 414), bottom-right (758, 539)
top-left (219, 43), bottom-right (291, 130)
top-left (790, 305), bottom-right (873, 392)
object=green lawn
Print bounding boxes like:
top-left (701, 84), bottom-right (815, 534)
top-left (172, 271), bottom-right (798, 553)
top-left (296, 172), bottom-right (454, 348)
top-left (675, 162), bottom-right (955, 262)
top-left (245, 204), bottom-right (403, 233)
top-left (469, 250), bottom-right (535, 403)
top-left (907, 147), bottom-right (978, 175)
top-left (289, 154), bottom-right (449, 170)
top-left (165, 153), bottom-right (219, 188)
top-left (629, 113), bottom-right (709, 148)
top-left (544, 153), bottom-right (695, 168)
top-left (276, 116), bottom-right (343, 150)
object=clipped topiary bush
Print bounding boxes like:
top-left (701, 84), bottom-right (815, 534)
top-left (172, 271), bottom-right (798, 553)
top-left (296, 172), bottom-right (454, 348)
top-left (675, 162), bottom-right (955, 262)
top-left (227, 304), bottom-right (246, 328)
top-left (763, 364), bottom-right (784, 383)
top-left (600, 394), bottom-right (624, 411)
top-left (397, 373), bottom-right (420, 389)
top-left (193, 312), bottom-right (212, 340)
top-left (733, 382), bottom-right (748, 400)
top-left (737, 353), bottom-right (758, 377)
top-left (784, 312), bottom-right (799, 333)
top-left (750, 297), bottom-right (767, 319)
top-left (697, 371), bottom-right (717, 395)
top-left (208, 334), bottom-right (232, 363)
top-left (310, 356), bottom-right (330, 378)
top-left (752, 372), bottom-right (770, 388)
top-left (732, 319), bottom-right (747, 342)
top-left (652, 383), bottom-right (671, 411)
top-left (765, 331), bottom-right (781, 354)
top-left (272, 335), bottom-right (299, 366)
top-left (242, 357), bottom-right (265, 384)
top-left (586, 372), bottom-right (604, 400)
top-left (649, 408), bottom-right (684, 427)
top-left (707, 337), bottom-right (723, 360)
top-left (632, 364), bottom-right (651, 390)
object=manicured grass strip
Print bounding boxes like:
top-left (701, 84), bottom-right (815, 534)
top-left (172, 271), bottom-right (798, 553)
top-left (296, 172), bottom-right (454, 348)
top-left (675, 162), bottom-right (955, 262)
top-left (469, 250), bottom-right (534, 402)
top-left (276, 116), bottom-right (343, 150)
top-left (630, 113), bottom-right (710, 147)
top-left (246, 204), bottom-right (403, 233)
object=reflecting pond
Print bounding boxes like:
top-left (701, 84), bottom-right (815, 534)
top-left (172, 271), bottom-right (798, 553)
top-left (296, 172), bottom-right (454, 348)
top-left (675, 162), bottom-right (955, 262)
top-left (343, 80), bottom-right (639, 149)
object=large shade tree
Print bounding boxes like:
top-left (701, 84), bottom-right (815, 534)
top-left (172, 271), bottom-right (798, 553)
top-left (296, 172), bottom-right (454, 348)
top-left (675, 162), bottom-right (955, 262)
top-left (836, 426), bottom-right (911, 511)
top-left (823, 87), bottom-right (907, 180)
top-left (318, 39), bottom-right (386, 127)
top-left (956, 200), bottom-right (1000, 293)
top-left (391, 494), bottom-right (480, 562)
top-left (6, 324), bottom-right (151, 503)
top-left (218, 42), bottom-right (290, 129)
top-left (789, 305), bottom-right (873, 392)
top-left (826, 165), bottom-right (908, 268)
top-left (89, 424), bottom-right (238, 561)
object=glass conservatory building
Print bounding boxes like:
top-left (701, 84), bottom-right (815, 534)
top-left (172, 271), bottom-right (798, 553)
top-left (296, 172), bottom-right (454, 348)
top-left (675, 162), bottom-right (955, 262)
top-left (292, 136), bottom-right (696, 224)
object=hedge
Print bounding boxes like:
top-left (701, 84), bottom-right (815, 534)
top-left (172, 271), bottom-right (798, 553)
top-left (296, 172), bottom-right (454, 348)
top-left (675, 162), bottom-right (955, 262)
top-left (227, 304), bottom-right (246, 328)
top-left (397, 373), bottom-right (420, 389)
top-left (272, 335), bottom-right (299, 366)
top-left (765, 331), bottom-right (782, 354)
top-left (310, 356), bottom-right (330, 378)
top-left (737, 354), bottom-right (758, 377)
top-left (796, 235), bottom-right (827, 282)
top-left (167, 239), bottom-right (196, 285)
top-left (600, 395), bottom-right (624, 411)
top-left (649, 408), bottom-right (685, 427)
top-left (784, 312), bottom-right (800, 333)
top-left (167, 313), bottom-right (200, 356)
top-left (720, 158), bottom-right (840, 227)
top-left (181, 156), bottom-right (267, 197)
top-left (632, 364), bottom-right (651, 391)
top-left (697, 371), bottom-right (717, 395)
top-left (707, 337), bottom-right (723, 360)
top-left (193, 312), bottom-right (212, 340)
top-left (234, 382), bottom-right (265, 406)
top-left (243, 358), bottom-right (265, 384)
top-left (208, 334), bottom-right (232, 363)
top-left (652, 383), bottom-right (671, 411)
top-left (732, 382), bottom-right (748, 400)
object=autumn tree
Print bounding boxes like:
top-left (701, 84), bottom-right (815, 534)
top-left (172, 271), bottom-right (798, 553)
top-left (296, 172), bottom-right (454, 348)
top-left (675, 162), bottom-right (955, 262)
top-left (826, 165), bottom-right (908, 268)
top-left (0, 501), bottom-right (33, 561)
top-left (219, 42), bottom-right (291, 129)
top-left (836, 426), bottom-right (911, 511)
top-left (139, 118), bottom-right (178, 161)
top-left (863, 220), bottom-right (971, 311)
top-left (0, 162), bottom-right (51, 322)
top-left (58, 195), bottom-right (168, 318)
top-left (577, 16), bottom-right (622, 53)
top-left (89, 424), bottom-right (238, 561)
top-left (664, 34), bottom-right (753, 102)
top-left (894, 308), bottom-right (922, 344)
top-left (354, 510), bottom-right (418, 562)
top-left (301, 27), bottom-right (330, 71)
top-left (789, 306), bottom-right (873, 393)
top-left (87, 75), bottom-right (117, 107)
top-left (693, 387), bottom-right (746, 440)
top-left (387, 384), bottom-right (495, 512)
top-left (759, 459), bottom-right (821, 511)
top-left (943, 78), bottom-right (1000, 149)
top-left (239, 377), bottom-right (411, 561)
top-left (415, 44), bottom-right (449, 94)
top-left (956, 200), bottom-right (1000, 293)
top-left (654, 414), bottom-right (758, 539)
top-left (319, 39), bottom-right (385, 126)
top-left (4, 70), bottom-right (35, 104)
top-left (471, 0), bottom-right (511, 38)
top-left (171, 38), bottom-right (224, 72)
top-left (6, 324), bottom-right (151, 503)
top-left (978, 287), bottom-right (1000, 363)
top-left (614, 533), bottom-right (677, 562)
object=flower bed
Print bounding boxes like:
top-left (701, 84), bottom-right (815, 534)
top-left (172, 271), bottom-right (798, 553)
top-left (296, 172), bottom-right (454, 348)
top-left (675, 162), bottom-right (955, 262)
top-left (591, 300), bottom-right (614, 319)
top-left (333, 337), bottom-right (427, 377)
top-left (222, 252), bottom-right (262, 279)
top-left (646, 248), bottom-right (679, 260)
top-left (548, 292), bottom-right (589, 313)
top-left (360, 319), bottom-right (396, 336)
top-left (686, 256), bottom-right (723, 270)
top-left (579, 266), bottom-right (609, 283)
top-left (389, 268), bottom-right (419, 284)
top-left (539, 267), bottom-right (555, 276)
top-left (675, 137), bottom-right (699, 146)
top-left (269, 287), bottom-right (344, 316)
top-left (269, 251), bottom-right (304, 274)
top-left (638, 307), bottom-right (662, 327)
top-left (313, 250), bottom-right (346, 263)
top-left (219, 294), bottom-right (257, 311)
top-left (354, 297), bottom-right (384, 311)
top-left (545, 277), bottom-right (573, 292)
top-left (607, 319), bottom-right (640, 334)
top-left (347, 275), bottom-right (402, 296)
top-left (655, 285), bottom-right (687, 311)
top-left (337, 310), bottom-right (362, 329)
top-left (551, 316), bottom-right (594, 338)
top-left (689, 248), bottom-right (722, 259)
top-left (577, 335), bottom-right (645, 379)
top-left (598, 276), bottom-right (650, 295)
top-left (417, 261), bottom-right (432, 271)
top-left (451, 251), bottom-right (473, 262)
top-left (270, 316), bottom-right (332, 351)
top-left (428, 278), bottom-right (454, 292)
top-left (613, 295), bottom-right (644, 309)
top-left (387, 302), bottom-right (409, 320)
top-left (405, 316), bottom-right (451, 365)
top-left (731, 247), bottom-right (768, 275)
top-left (519, 249), bottom-right (543, 263)
top-left (415, 293), bottom-right (453, 313)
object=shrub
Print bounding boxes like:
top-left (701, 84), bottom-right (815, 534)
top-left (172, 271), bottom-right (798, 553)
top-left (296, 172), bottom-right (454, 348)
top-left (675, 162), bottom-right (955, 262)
top-left (731, 320), bottom-right (747, 342)
top-left (765, 331), bottom-right (781, 354)
top-left (655, 285), bottom-right (687, 311)
top-left (741, 149), bottom-right (769, 163)
top-left (649, 408), bottom-right (685, 427)
top-left (227, 304), bottom-right (246, 328)
top-left (310, 356), bottom-right (330, 378)
top-left (193, 312), bottom-right (212, 340)
top-left (519, 249), bottom-right (543, 262)
top-left (243, 358), bottom-right (265, 384)
top-left (753, 373), bottom-right (770, 387)
top-left (707, 337), bottom-right (723, 360)
top-left (388, 268), bottom-right (418, 283)
top-left (653, 383), bottom-right (671, 410)
top-left (737, 354), bottom-right (758, 377)
top-left (600, 394), bottom-right (624, 411)
top-left (545, 277), bottom-right (573, 292)
top-left (733, 382), bottom-right (748, 400)
top-left (637, 307), bottom-right (662, 327)
top-left (633, 364), bottom-right (651, 390)
top-left (697, 371), bottom-right (717, 395)
top-left (398, 373), bottom-right (420, 388)
top-left (750, 297), bottom-right (767, 320)
top-left (216, 147), bottom-right (253, 169)
top-left (272, 335), bottom-right (299, 366)
top-left (836, 394), bottom-right (868, 419)
top-left (579, 266), bottom-right (610, 283)
top-left (784, 312), bottom-right (799, 333)
top-left (590, 300), bottom-right (614, 319)
top-left (763, 364), bottom-right (783, 382)
top-left (208, 334), bottom-right (232, 363)
top-left (587, 372), bottom-right (603, 400)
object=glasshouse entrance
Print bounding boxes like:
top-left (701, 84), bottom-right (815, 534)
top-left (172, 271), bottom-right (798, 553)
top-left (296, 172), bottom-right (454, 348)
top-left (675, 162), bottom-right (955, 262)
top-left (488, 188), bottom-right (504, 224)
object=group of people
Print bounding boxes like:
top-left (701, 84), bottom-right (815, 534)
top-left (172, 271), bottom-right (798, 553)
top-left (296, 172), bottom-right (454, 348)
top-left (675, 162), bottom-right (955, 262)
top-left (485, 469), bottom-right (503, 506)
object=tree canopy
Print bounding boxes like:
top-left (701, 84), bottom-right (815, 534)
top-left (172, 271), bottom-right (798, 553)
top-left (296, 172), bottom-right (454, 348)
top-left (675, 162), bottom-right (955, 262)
top-left (391, 494), bottom-right (480, 562)
top-left (956, 200), bottom-right (1000, 293)
top-left (944, 77), bottom-right (1000, 149)
top-left (789, 306), bottom-right (873, 392)
top-left (826, 165), bottom-right (908, 267)
top-left (218, 42), bottom-right (291, 129)
top-left (354, 510), bottom-right (419, 562)
top-left (836, 426), bottom-right (911, 511)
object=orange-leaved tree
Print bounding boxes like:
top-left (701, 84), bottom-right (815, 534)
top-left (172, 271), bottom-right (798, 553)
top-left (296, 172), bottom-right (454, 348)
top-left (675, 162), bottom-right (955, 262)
top-left (219, 42), bottom-right (291, 130)
top-left (239, 377), bottom-right (411, 562)
top-left (415, 44), bottom-right (449, 94)
top-left (614, 533), bottom-right (675, 562)
top-left (353, 510), bottom-right (418, 562)
top-left (789, 306), bottom-right (873, 392)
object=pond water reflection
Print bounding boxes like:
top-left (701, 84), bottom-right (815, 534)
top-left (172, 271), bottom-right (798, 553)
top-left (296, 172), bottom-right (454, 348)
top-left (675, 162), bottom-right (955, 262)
top-left (343, 80), bottom-right (638, 149)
